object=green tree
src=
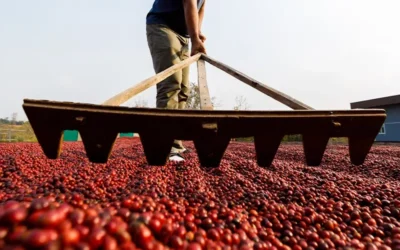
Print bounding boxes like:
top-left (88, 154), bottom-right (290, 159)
top-left (186, 82), bottom-right (220, 110)
top-left (233, 95), bottom-right (250, 111)
top-left (132, 99), bottom-right (148, 108)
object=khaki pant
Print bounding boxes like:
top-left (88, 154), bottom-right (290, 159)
top-left (146, 24), bottom-right (190, 153)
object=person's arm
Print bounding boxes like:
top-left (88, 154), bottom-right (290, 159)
top-left (182, 0), bottom-right (206, 55)
top-left (199, 0), bottom-right (206, 31)
top-left (198, 0), bottom-right (206, 42)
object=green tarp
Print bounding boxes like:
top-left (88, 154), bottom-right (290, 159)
top-left (120, 132), bottom-right (134, 138)
top-left (63, 130), bottom-right (134, 141)
top-left (63, 130), bottom-right (79, 141)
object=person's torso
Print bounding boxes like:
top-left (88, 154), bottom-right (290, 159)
top-left (146, 0), bottom-right (205, 37)
top-left (149, 0), bottom-right (204, 12)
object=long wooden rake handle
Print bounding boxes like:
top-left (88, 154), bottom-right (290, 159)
top-left (197, 59), bottom-right (213, 110)
top-left (102, 53), bottom-right (202, 106)
top-left (200, 54), bottom-right (313, 110)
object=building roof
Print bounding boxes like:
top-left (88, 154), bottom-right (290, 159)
top-left (351, 94), bottom-right (400, 109)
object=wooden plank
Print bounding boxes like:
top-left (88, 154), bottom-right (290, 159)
top-left (23, 99), bottom-right (386, 118)
top-left (102, 53), bottom-right (201, 106)
top-left (201, 54), bottom-right (313, 110)
top-left (197, 59), bottom-right (213, 110)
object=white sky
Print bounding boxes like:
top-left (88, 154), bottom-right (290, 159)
top-left (1, 0), bottom-right (399, 120)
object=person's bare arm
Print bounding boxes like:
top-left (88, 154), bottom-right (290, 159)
top-left (182, 0), bottom-right (206, 55)
top-left (198, 0), bottom-right (206, 42)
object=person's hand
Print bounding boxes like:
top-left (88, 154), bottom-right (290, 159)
top-left (199, 33), bottom-right (206, 43)
top-left (191, 37), bottom-right (206, 56)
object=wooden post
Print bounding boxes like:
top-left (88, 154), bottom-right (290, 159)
top-left (197, 59), bottom-right (213, 110)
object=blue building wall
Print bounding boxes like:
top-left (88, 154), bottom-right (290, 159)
top-left (375, 104), bottom-right (400, 142)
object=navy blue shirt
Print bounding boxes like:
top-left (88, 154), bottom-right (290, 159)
top-left (146, 0), bottom-right (205, 37)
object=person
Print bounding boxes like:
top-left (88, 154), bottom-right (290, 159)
top-left (146, 0), bottom-right (207, 162)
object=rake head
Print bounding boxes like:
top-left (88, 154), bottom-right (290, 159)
top-left (22, 99), bottom-right (386, 168)
top-left (21, 54), bottom-right (386, 167)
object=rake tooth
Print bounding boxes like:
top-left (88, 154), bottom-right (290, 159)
top-left (302, 134), bottom-right (330, 166)
top-left (194, 136), bottom-right (231, 168)
top-left (140, 132), bottom-right (175, 166)
top-left (24, 116), bottom-right (63, 159)
top-left (79, 129), bottom-right (118, 163)
top-left (35, 126), bottom-right (63, 159)
top-left (348, 135), bottom-right (376, 165)
top-left (254, 134), bottom-right (283, 168)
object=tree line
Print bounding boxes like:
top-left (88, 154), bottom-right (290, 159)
top-left (0, 118), bottom-right (25, 125)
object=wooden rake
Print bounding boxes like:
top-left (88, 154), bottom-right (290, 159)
top-left (22, 53), bottom-right (386, 167)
